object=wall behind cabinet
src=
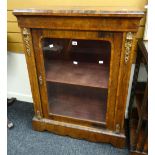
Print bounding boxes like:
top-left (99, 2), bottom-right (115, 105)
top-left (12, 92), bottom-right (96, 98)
top-left (7, 0), bottom-right (147, 102)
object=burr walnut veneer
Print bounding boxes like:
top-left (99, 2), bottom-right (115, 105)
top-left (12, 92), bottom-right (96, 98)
top-left (13, 7), bottom-right (144, 148)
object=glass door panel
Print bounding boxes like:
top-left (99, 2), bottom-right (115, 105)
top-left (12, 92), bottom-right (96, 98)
top-left (42, 38), bottom-right (111, 123)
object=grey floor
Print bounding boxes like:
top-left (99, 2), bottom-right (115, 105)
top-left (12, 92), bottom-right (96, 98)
top-left (7, 101), bottom-right (129, 155)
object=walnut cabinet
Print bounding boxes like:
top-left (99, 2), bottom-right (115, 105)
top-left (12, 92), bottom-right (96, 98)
top-left (14, 7), bottom-right (144, 148)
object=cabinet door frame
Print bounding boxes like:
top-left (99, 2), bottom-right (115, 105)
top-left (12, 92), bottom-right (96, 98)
top-left (32, 29), bottom-right (123, 130)
top-left (113, 32), bottom-right (137, 133)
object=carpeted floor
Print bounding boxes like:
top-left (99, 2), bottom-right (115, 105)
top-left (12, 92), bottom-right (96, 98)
top-left (7, 100), bottom-right (129, 155)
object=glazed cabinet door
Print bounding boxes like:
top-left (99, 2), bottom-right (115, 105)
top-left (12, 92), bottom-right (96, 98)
top-left (32, 29), bottom-right (123, 130)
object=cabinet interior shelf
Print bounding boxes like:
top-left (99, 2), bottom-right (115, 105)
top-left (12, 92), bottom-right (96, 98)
top-left (47, 82), bottom-right (107, 123)
top-left (45, 60), bottom-right (109, 89)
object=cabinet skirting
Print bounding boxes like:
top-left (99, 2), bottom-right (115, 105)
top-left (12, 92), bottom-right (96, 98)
top-left (32, 117), bottom-right (126, 148)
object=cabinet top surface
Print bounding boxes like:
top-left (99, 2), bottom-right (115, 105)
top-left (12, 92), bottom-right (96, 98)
top-left (13, 6), bottom-right (144, 17)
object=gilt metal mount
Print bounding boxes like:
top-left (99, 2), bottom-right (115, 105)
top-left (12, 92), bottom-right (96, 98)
top-left (124, 32), bottom-right (134, 64)
top-left (22, 28), bottom-right (31, 56)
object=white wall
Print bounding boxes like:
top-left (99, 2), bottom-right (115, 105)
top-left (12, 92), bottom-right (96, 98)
top-left (7, 52), bottom-right (33, 102)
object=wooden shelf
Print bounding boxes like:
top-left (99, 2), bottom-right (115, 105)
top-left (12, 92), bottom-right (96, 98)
top-left (135, 93), bottom-right (148, 121)
top-left (45, 60), bottom-right (109, 89)
top-left (47, 82), bottom-right (107, 123)
top-left (130, 119), bottom-right (148, 154)
top-left (135, 82), bottom-right (146, 95)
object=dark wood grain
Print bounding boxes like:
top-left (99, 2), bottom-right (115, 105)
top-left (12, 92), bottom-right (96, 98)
top-left (135, 94), bottom-right (148, 120)
top-left (137, 40), bottom-right (148, 64)
top-left (14, 8), bottom-right (143, 148)
top-left (128, 39), bottom-right (148, 155)
top-left (15, 16), bottom-right (142, 32)
top-left (32, 116), bottom-right (126, 148)
top-left (130, 119), bottom-right (148, 155)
